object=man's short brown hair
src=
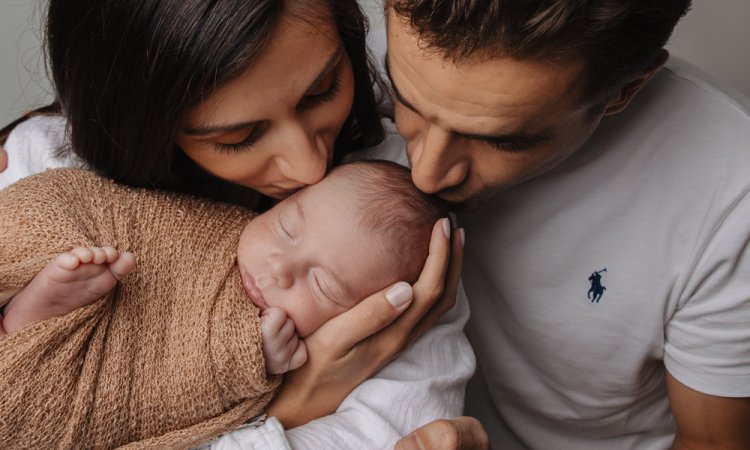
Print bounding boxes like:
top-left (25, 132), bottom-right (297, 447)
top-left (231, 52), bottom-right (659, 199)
top-left (388, 0), bottom-right (691, 101)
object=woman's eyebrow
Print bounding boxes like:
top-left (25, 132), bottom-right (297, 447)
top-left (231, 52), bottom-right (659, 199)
top-left (182, 46), bottom-right (343, 137)
top-left (302, 44), bottom-right (344, 96)
top-left (182, 120), bottom-right (260, 137)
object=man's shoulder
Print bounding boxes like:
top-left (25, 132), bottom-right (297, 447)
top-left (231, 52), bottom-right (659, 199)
top-left (595, 56), bottom-right (750, 169)
top-left (646, 56), bottom-right (750, 124)
top-left (663, 57), bottom-right (750, 112)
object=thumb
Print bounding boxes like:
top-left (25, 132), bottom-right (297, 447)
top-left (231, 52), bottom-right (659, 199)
top-left (395, 417), bottom-right (490, 450)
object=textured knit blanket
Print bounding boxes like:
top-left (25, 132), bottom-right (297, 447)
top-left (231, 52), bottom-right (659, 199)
top-left (0, 168), bottom-right (279, 449)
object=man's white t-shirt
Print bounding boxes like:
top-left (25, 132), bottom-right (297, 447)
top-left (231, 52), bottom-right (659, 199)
top-left (459, 59), bottom-right (750, 449)
top-left (357, 47), bottom-right (750, 447)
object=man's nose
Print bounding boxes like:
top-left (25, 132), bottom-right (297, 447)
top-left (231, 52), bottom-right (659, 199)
top-left (275, 125), bottom-right (328, 187)
top-left (409, 125), bottom-right (468, 194)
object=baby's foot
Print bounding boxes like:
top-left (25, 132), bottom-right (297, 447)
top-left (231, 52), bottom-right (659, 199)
top-left (2, 247), bottom-right (135, 334)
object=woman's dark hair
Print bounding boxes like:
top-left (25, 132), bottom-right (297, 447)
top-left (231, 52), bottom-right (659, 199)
top-left (389, 0), bottom-right (692, 103)
top-left (3, 0), bottom-right (384, 209)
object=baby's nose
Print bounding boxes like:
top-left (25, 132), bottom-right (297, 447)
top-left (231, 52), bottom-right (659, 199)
top-left (267, 254), bottom-right (294, 289)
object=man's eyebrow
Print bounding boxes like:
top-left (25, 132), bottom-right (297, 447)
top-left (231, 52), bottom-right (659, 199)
top-left (461, 130), bottom-right (551, 146)
top-left (385, 56), bottom-right (551, 146)
top-left (384, 56), bottom-right (421, 115)
top-left (303, 44), bottom-right (344, 96)
top-left (182, 45), bottom-right (344, 137)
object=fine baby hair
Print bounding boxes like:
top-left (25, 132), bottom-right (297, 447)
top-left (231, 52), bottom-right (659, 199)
top-left (328, 160), bottom-right (449, 283)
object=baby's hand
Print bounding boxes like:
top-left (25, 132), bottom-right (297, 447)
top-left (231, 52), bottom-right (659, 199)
top-left (260, 307), bottom-right (307, 374)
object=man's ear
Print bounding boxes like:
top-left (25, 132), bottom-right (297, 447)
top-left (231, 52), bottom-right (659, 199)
top-left (603, 49), bottom-right (670, 116)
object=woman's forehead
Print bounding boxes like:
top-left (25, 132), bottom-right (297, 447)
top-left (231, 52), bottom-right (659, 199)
top-left (181, 14), bottom-right (342, 129)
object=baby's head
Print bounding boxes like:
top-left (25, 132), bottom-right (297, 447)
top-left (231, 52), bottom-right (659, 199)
top-left (237, 160), bottom-right (447, 336)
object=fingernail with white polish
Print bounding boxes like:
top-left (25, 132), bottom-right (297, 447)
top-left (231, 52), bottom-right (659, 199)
top-left (442, 217), bottom-right (451, 239)
top-left (386, 281), bottom-right (413, 308)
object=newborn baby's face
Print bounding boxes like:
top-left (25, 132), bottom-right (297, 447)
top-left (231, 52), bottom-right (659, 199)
top-left (236, 176), bottom-right (400, 337)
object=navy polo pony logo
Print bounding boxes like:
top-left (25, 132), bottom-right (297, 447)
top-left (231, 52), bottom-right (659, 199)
top-left (588, 268), bottom-right (607, 303)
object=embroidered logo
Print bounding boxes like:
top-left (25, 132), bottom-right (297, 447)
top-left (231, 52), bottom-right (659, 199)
top-left (587, 268), bottom-right (607, 303)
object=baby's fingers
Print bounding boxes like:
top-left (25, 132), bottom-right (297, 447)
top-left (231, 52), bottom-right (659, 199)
top-left (260, 307), bottom-right (288, 336)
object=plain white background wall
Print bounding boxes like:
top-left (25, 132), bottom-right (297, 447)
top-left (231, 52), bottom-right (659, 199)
top-left (1, 0), bottom-right (749, 124)
top-left (1, 0), bottom-right (48, 124)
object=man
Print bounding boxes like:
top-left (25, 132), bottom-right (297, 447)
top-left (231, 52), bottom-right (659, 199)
top-left (376, 1), bottom-right (750, 449)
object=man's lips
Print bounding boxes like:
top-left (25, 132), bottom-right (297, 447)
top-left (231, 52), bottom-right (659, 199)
top-left (240, 270), bottom-right (268, 309)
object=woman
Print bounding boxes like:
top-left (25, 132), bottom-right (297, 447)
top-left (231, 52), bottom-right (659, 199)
top-left (0, 0), bottom-right (472, 448)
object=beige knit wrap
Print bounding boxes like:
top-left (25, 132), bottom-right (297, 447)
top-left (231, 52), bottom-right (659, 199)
top-left (0, 168), bottom-right (280, 449)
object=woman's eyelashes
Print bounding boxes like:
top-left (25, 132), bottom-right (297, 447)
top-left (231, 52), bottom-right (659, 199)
top-left (213, 72), bottom-right (341, 154)
top-left (299, 72), bottom-right (341, 109)
top-left (214, 124), bottom-right (268, 154)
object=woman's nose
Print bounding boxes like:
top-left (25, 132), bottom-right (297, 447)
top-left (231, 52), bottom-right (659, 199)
top-left (409, 125), bottom-right (469, 194)
top-left (275, 125), bottom-right (328, 186)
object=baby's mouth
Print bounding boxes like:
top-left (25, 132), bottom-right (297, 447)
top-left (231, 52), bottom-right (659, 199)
top-left (241, 270), bottom-right (268, 310)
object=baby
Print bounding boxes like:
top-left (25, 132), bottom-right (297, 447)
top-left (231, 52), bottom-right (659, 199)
top-left (0, 160), bottom-right (446, 449)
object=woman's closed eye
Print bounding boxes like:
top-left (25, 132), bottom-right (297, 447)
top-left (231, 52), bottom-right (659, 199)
top-left (212, 74), bottom-right (339, 154)
top-left (298, 70), bottom-right (341, 110)
top-left (214, 123), bottom-right (269, 154)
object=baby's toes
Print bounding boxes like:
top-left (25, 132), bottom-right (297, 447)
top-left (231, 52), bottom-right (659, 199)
top-left (101, 246), bottom-right (119, 263)
top-left (55, 252), bottom-right (82, 271)
top-left (89, 247), bottom-right (108, 264)
top-left (109, 252), bottom-right (136, 280)
top-left (69, 247), bottom-right (95, 264)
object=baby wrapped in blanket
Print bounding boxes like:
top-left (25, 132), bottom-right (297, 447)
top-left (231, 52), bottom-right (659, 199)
top-left (0, 160), bottom-right (445, 449)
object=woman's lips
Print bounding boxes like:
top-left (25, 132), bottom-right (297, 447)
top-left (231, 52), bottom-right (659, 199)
top-left (241, 270), bottom-right (268, 310)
